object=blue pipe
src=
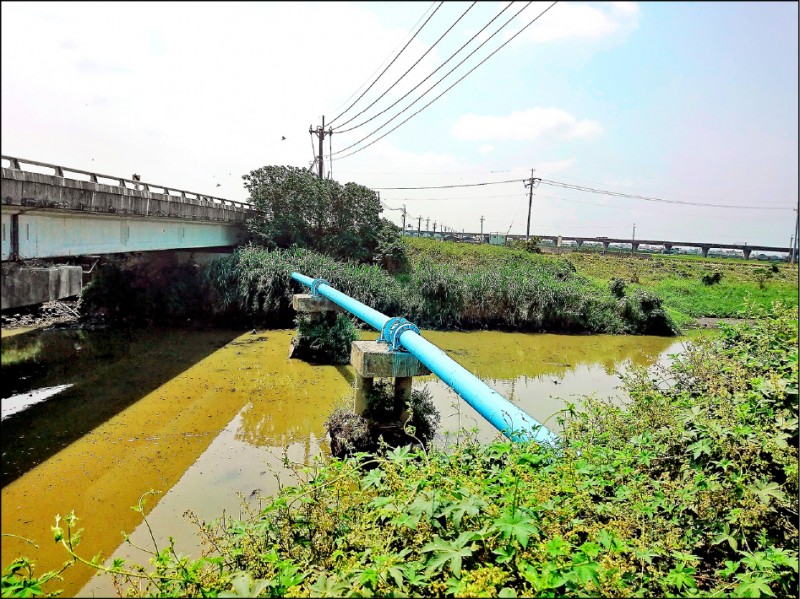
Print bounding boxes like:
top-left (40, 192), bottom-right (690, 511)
top-left (291, 272), bottom-right (557, 445)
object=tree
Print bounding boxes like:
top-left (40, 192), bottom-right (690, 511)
top-left (243, 165), bottom-right (398, 263)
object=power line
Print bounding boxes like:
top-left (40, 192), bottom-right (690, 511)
top-left (332, 2), bottom-right (558, 160)
top-left (333, 1), bottom-right (513, 135)
top-left (330, 2), bottom-right (438, 116)
top-left (372, 176), bottom-right (793, 210)
top-left (334, 2), bottom-right (477, 132)
top-left (539, 178), bottom-right (792, 210)
top-left (332, 1), bottom-right (536, 152)
top-left (328, 2), bottom-right (444, 127)
top-left (374, 178), bottom-right (522, 190)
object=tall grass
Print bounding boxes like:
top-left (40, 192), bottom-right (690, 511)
top-left (204, 245), bottom-right (675, 335)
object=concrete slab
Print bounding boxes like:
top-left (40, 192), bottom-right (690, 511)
top-left (350, 340), bottom-right (431, 378)
top-left (292, 294), bottom-right (343, 313)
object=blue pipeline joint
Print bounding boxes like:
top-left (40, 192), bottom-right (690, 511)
top-left (309, 277), bottom-right (329, 297)
top-left (378, 316), bottom-right (420, 351)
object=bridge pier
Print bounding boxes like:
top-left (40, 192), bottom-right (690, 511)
top-left (350, 340), bottom-right (430, 415)
top-left (631, 242), bottom-right (639, 252)
top-left (701, 246), bottom-right (710, 258)
top-left (576, 240), bottom-right (583, 248)
top-left (743, 248), bottom-right (751, 260)
top-left (602, 241), bottom-right (610, 252)
top-left (663, 244), bottom-right (673, 254)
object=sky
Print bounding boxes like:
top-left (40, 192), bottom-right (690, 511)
top-left (2, 1), bottom-right (798, 248)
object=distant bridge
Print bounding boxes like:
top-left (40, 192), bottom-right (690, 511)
top-left (407, 231), bottom-right (794, 261)
top-left (1, 155), bottom-right (254, 310)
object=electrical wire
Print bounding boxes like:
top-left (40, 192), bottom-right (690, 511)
top-left (334, 2), bottom-right (477, 132)
top-left (332, 1), bottom-right (531, 148)
top-left (328, 2), bottom-right (444, 127)
top-left (330, 2), bottom-right (438, 116)
top-left (540, 178), bottom-right (792, 210)
top-left (374, 178), bottom-right (522, 190)
top-left (332, 2), bottom-right (558, 160)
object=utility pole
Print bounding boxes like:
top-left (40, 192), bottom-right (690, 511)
top-left (524, 170), bottom-right (541, 240)
top-left (425, 217), bottom-right (430, 231)
top-left (791, 208), bottom-right (799, 265)
top-left (433, 221), bottom-right (437, 235)
top-left (401, 204), bottom-right (407, 233)
top-left (309, 116), bottom-right (332, 179)
top-left (631, 223), bottom-right (636, 254)
top-left (418, 215), bottom-right (422, 234)
top-left (480, 215), bottom-right (484, 237)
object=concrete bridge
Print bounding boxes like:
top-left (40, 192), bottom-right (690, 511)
top-left (407, 231), bottom-right (794, 261)
top-left (1, 155), bottom-right (254, 310)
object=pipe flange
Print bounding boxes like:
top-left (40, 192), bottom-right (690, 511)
top-left (310, 277), bottom-right (329, 297)
top-left (378, 317), bottom-right (420, 351)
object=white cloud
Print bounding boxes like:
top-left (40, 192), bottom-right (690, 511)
top-left (451, 108), bottom-right (603, 142)
top-left (508, 1), bottom-right (640, 44)
top-left (478, 144), bottom-right (494, 155)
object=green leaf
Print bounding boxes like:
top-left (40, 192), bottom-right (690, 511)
top-left (492, 511), bottom-right (538, 548)
top-left (421, 534), bottom-right (474, 578)
top-left (752, 481), bottom-right (786, 505)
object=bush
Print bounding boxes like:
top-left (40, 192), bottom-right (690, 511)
top-left (702, 271), bottom-right (723, 285)
top-left (243, 165), bottom-right (404, 266)
top-left (292, 312), bottom-right (358, 364)
top-left (609, 277), bottom-right (626, 298)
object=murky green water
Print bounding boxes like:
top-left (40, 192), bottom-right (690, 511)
top-left (1, 326), bottom-right (697, 596)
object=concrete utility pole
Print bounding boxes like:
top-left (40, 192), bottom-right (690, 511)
top-left (524, 170), bottom-right (541, 240)
top-left (792, 208), bottom-right (799, 265)
top-left (418, 215), bottom-right (422, 234)
top-left (309, 116), bottom-right (332, 179)
top-left (426, 217), bottom-right (430, 230)
top-left (433, 221), bottom-right (437, 235)
top-left (631, 223), bottom-right (636, 254)
top-left (480, 215), bottom-right (484, 237)
top-left (401, 204), bottom-right (407, 233)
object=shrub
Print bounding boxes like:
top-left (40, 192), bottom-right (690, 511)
top-left (292, 312), bottom-right (358, 364)
top-left (702, 271), bottom-right (723, 285)
top-left (609, 277), bottom-right (626, 298)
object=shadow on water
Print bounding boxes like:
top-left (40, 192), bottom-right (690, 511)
top-left (0, 326), bottom-right (241, 487)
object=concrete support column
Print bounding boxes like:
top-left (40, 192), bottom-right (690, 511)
top-left (602, 241), bottom-right (609, 252)
top-left (350, 341), bottom-right (431, 416)
top-left (664, 244), bottom-right (672, 254)
top-left (576, 240), bottom-right (583, 247)
top-left (701, 246), bottom-right (710, 258)
top-left (354, 374), bottom-right (374, 415)
top-left (743, 249), bottom-right (751, 260)
top-left (290, 293), bottom-right (343, 358)
top-left (632, 242), bottom-right (639, 252)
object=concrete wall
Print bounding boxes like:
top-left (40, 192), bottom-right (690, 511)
top-left (1, 264), bottom-right (83, 310)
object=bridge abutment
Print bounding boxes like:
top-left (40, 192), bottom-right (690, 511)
top-left (1, 263), bottom-right (82, 311)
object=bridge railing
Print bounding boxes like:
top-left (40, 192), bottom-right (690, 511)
top-left (1, 155), bottom-right (254, 211)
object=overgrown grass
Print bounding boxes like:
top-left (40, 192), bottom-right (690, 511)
top-left (204, 244), bottom-right (676, 335)
top-left (34, 302), bottom-right (797, 597)
top-left (536, 250), bottom-right (798, 326)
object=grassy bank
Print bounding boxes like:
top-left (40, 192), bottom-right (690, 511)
top-left (203, 243), bottom-right (675, 335)
top-left (561, 250), bottom-right (798, 328)
top-left (35, 302), bottom-right (796, 597)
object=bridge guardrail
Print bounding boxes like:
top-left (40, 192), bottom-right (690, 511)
top-left (1, 155), bottom-right (254, 211)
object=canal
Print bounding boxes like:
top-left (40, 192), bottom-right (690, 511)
top-left (1, 325), bottom-right (696, 596)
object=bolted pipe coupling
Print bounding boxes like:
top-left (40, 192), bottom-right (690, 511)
top-left (378, 316), bottom-right (420, 351)
top-left (309, 277), bottom-right (329, 297)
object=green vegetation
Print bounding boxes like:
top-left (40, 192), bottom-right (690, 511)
top-left (204, 244), bottom-right (676, 335)
top-left (553, 251), bottom-right (798, 328)
top-left (243, 165), bottom-right (402, 265)
top-left (326, 384), bottom-right (440, 458)
top-left (292, 312), bottom-right (359, 364)
top-left (22, 302), bottom-right (795, 597)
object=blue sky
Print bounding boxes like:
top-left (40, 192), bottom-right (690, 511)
top-left (2, 2), bottom-right (797, 247)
